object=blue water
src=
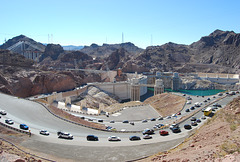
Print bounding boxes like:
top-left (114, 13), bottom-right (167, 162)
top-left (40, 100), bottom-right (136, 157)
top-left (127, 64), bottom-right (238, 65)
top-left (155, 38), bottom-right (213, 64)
top-left (140, 88), bottom-right (225, 102)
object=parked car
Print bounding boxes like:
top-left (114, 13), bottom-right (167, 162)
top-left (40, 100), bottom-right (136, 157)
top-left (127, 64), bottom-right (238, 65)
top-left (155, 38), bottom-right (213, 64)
top-left (207, 98), bottom-right (211, 100)
top-left (186, 101), bottom-right (192, 104)
top-left (155, 123), bottom-right (164, 128)
top-left (39, 130), bottom-right (50, 135)
top-left (190, 106), bottom-right (195, 110)
top-left (130, 122), bottom-right (134, 125)
top-left (166, 116), bottom-right (171, 119)
top-left (159, 130), bottom-right (169, 136)
top-left (58, 131), bottom-right (73, 139)
top-left (191, 121), bottom-right (198, 126)
top-left (129, 136), bottom-right (141, 141)
top-left (196, 119), bottom-right (201, 123)
top-left (142, 128), bottom-right (154, 135)
top-left (190, 117), bottom-right (197, 121)
top-left (187, 97), bottom-right (192, 100)
top-left (158, 117), bottom-right (164, 120)
top-left (19, 124), bottom-right (29, 130)
top-left (170, 124), bottom-right (179, 130)
top-left (201, 116), bottom-right (206, 120)
top-left (213, 103), bottom-right (222, 108)
top-left (122, 120), bottom-right (129, 123)
top-left (98, 119), bottom-right (103, 122)
top-left (106, 126), bottom-right (113, 131)
top-left (150, 118), bottom-right (156, 121)
top-left (110, 120), bottom-right (115, 123)
top-left (108, 136), bottom-right (121, 141)
top-left (177, 112), bottom-right (181, 115)
top-left (0, 110), bottom-right (7, 115)
top-left (184, 124), bottom-right (192, 129)
top-left (185, 109), bottom-right (190, 112)
top-left (143, 134), bottom-right (152, 139)
top-left (142, 119), bottom-right (148, 123)
top-left (87, 135), bottom-right (98, 141)
top-left (5, 119), bottom-right (14, 125)
top-left (172, 127), bottom-right (181, 133)
top-left (88, 118), bottom-right (93, 121)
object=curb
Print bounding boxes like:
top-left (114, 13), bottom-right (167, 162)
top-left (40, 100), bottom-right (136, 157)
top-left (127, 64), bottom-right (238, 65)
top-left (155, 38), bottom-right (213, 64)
top-left (0, 122), bottom-right (31, 136)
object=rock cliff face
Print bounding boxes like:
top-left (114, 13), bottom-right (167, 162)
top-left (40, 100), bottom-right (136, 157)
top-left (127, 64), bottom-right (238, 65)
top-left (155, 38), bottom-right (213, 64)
top-left (40, 44), bottom-right (64, 61)
top-left (119, 30), bottom-right (240, 73)
top-left (39, 44), bottom-right (94, 70)
top-left (0, 49), bottom-right (102, 97)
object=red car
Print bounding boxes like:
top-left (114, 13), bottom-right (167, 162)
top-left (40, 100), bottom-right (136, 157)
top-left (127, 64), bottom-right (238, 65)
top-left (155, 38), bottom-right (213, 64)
top-left (177, 112), bottom-right (181, 115)
top-left (159, 130), bottom-right (169, 136)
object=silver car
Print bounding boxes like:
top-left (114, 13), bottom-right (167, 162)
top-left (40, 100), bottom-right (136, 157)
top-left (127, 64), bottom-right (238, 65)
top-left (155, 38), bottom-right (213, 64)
top-left (58, 132), bottom-right (73, 139)
top-left (39, 130), bottom-right (50, 135)
top-left (108, 136), bottom-right (121, 141)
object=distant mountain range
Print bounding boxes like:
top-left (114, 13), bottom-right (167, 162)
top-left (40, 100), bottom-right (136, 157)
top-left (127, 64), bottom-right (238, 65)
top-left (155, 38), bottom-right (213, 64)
top-left (62, 45), bottom-right (84, 51)
top-left (1, 30), bottom-right (240, 74)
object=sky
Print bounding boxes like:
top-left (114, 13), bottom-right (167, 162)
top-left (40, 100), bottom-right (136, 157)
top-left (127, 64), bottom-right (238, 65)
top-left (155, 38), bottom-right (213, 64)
top-left (0, 0), bottom-right (240, 49)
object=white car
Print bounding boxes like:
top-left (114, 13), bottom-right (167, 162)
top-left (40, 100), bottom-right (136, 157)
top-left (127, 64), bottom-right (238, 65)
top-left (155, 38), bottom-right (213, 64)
top-left (5, 119), bottom-right (14, 125)
top-left (58, 132), bottom-right (73, 139)
top-left (186, 101), bottom-right (191, 104)
top-left (143, 134), bottom-right (152, 139)
top-left (0, 110), bottom-right (7, 115)
top-left (108, 136), bottom-right (121, 141)
top-left (170, 124), bottom-right (179, 130)
top-left (39, 130), bottom-right (50, 135)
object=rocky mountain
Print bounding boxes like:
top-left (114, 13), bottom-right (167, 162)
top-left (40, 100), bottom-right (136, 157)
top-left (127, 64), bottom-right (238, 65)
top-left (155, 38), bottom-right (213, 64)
top-left (120, 30), bottom-right (240, 73)
top-left (0, 35), bottom-right (45, 52)
top-left (0, 49), bottom-right (102, 97)
top-left (39, 44), bottom-right (94, 70)
top-left (80, 42), bottom-right (144, 58)
top-left (101, 48), bottom-right (132, 70)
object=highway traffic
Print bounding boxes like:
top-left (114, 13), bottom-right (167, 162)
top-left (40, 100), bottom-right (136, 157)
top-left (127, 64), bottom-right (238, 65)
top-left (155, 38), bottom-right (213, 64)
top-left (0, 92), bottom-right (237, 147)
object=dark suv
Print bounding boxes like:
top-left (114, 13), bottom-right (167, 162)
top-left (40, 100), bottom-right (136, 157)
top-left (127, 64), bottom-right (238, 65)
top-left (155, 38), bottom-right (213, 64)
top-left (142, 129), bottom-right (154, 135)
top-left (87, 135), bottom-right (98, 141)
top-left (129, 136), bottom-right (141, 141)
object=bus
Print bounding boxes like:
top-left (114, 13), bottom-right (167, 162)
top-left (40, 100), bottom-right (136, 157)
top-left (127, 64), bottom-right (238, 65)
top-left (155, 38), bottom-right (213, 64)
top-left (204, 107), bottom-right (212, 116)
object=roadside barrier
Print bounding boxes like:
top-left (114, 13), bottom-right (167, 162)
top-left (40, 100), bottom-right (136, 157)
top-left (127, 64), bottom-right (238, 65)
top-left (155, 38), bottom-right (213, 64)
top-left (0, 137), bottom-right (55, 162)
top-left (0, 122), bottom-right (31, 136)
top-left (34, 101), bottom-right (142, 133)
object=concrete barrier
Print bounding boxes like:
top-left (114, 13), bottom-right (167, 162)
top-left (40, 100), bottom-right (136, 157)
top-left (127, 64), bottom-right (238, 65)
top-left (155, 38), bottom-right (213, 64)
top-left (0, 122), bottom-right (31, 136)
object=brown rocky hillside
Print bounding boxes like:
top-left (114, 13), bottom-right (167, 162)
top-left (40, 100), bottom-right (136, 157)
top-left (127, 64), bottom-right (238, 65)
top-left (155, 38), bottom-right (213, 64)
top-left (121, 30), bottom-right (240, 73)
top-left (144, 93), bottom-right (186, 117)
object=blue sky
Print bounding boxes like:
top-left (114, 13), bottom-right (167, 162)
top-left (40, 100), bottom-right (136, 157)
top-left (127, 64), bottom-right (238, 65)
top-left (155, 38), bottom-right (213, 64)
top-left (1, 0), bottom-right (240, 48)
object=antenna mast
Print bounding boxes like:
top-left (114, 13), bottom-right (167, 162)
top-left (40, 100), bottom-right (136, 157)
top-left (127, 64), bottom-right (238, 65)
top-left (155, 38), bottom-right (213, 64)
top-left (122, 32), bottom-right (124, 43)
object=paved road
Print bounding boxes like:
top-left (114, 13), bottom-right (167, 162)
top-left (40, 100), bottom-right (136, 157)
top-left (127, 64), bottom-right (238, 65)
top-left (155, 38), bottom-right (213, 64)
top-left (0, 92), bottom-right (238, 161)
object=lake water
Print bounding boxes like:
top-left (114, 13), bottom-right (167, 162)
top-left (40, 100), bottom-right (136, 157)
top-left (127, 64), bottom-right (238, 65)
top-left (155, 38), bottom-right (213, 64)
top-left (140, 88), bottom-right (225, 102)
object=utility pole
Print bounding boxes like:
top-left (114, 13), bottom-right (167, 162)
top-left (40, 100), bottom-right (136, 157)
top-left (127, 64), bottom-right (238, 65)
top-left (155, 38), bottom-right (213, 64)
top-left (122, 32), bottom-right (124, 43)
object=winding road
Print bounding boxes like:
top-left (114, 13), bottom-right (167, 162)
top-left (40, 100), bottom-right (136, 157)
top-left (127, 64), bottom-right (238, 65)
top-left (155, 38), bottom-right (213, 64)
top-left (0, 92), bottom-right (237, 161)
